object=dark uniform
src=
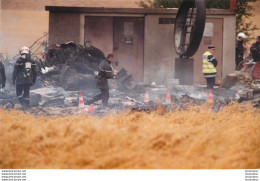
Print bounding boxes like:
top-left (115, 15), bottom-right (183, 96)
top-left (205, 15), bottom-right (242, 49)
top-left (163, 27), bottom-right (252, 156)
top-left (235, 40), bottom-right (244, 68)
top-left (250, 40), bottom-right (260, 62)
top-left (0, 61), bottom-right (6, 89)
top-left (12, 57), bottom-right (37, 108)
top-left (87, 58), bottom-right (115, 108)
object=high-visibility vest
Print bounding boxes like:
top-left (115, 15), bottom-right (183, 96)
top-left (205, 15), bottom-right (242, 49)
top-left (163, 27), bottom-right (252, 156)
top-left (202, 51), bottom-right (217, 76)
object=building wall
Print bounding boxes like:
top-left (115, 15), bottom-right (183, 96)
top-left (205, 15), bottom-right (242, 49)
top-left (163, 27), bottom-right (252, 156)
top-left (49, 12), bottom-right (80, 45)
top-left (0, 0), bottom-right (138, 58)
top-left (1, 0), bottom-right (259, 60)
top-left (46, 8), bottom-right (236, 84)
top-left (144, 15), bottom-right (176, 84)
top-left (0, 9), bottom-right (49, 57)
top-left (1, 0), bottom-right (240, 84)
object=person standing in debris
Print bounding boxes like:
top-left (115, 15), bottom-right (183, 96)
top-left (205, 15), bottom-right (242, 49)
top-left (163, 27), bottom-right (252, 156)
top-left (12, 46), bottom-right (37, 108)
top-left (0, 55), bottom-right (6, 92)
top-left (236, 32), bottom-right (246, 69)
top-left (202, 45), bottom-right (218, 89)
top-left (250, 35), bottom-right (260, 62)
top-left (87, 53), bottom-right (118, 108)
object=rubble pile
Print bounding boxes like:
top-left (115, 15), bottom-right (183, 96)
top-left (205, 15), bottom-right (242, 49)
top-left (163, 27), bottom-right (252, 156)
top-left (0, 41), bottom-right (260, 116)
top-left (36, 41), bottom-right (103, 90)
top-left (220, 70), bottom-right (260, 106)
top-left (0, 79), bottom-right (259, 116)
top-left (0, 82), bottom-right (251, 116)
top-left (36, 41), bottom-right (135, 91)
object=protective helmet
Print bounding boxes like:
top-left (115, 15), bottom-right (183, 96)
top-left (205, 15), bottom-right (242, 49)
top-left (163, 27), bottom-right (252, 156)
top-left (19, 46), bottom-right (30, 55)
top-left (237, 32), bottom-right (246, 39)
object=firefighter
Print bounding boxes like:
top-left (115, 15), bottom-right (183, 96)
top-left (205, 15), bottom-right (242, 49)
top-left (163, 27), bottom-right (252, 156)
top-left (236, 32), bottom-right (246, 69)
top-left (0, 54), bottom-right (6, 92)
top-left (250, 35), bottom-right (260, 62)
top-left (87, 53), bottom-right (118, 108)
top-left (12, 46), bottom-right (37, 108)
top-left (202, 45), bottom-right (218, 89)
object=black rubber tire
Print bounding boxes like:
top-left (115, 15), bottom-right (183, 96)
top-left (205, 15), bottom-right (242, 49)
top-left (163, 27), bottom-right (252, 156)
top-left (174, 0), bottom-right (206, 58)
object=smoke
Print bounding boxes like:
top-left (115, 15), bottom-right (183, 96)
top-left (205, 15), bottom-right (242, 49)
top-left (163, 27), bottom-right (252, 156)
top-left (145, 56), bottom-right (175, 85)
top-left (0, 7), bottom-right (28, 91)
top-left (0, 9), bottom-right (29, 58)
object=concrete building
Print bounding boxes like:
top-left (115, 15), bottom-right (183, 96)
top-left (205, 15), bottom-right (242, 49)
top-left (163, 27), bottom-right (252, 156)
top-left (0, 0), bottom-right (139, 58)
top-left (46, 6), bottom-right (236, 85)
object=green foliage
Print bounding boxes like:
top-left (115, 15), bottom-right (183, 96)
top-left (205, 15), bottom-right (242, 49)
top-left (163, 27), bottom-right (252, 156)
top-left (135, 0), bottom-right (182, 8)
top-left (205, 0), bottom-right (229, 9)
top-left (135, 0), bottom-right (230, 8)
top-left (236, 0), bottom-right (258, 42)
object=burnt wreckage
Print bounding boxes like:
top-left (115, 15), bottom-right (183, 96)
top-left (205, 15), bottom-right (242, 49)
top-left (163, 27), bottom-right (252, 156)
top-left (37, 41), bottom-right (134, 91)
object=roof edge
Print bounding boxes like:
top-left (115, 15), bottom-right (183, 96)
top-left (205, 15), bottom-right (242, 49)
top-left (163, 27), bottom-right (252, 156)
top-left (45, 6), bottom-right (236, 15)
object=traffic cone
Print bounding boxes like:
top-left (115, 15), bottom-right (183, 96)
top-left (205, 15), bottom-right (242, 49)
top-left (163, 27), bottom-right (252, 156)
top-left (208, 89), bottom-right (213, 102)
top-left (165, 89), bottom-right (171, 105)
top-left (207, 89), bottom-right (214, 110)
top-left (144, 91), bottom-right (149, 103)
top-left (88, 104), bottom-right (94, 113)
top-left (79, 93), bottom-right (85, 107)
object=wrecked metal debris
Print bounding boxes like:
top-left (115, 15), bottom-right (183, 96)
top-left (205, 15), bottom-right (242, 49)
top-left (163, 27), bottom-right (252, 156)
top-left (36, 41), bottom-right (135, 91)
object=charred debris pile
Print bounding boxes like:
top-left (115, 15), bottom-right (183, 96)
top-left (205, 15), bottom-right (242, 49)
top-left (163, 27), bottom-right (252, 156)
top-left (0, 41), bottom-right (259, 116)
top-left (36, 41), bottom-right (133, 91)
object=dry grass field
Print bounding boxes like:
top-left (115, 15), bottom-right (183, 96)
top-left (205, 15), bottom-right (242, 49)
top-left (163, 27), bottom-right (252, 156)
top-left (0, 103), bottom-right (259, 169)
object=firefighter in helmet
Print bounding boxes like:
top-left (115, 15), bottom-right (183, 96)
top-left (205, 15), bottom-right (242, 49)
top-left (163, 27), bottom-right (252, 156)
top-left (235, 32), bottom-right (246, 69)
top-left (12, 46), bottom-right (37, 108)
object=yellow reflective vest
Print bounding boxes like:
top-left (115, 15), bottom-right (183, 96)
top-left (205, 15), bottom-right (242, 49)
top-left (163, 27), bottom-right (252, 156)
top-left (202, 51), bottom-right (217, 77)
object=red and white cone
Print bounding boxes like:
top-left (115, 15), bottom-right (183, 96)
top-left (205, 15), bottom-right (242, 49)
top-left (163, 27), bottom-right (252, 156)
top-left (144, 91), bottom-right (150, 103)
top-left (207, 89), bottom-right (214, 110)
top-left (165, 89), bottom-right (171, 105)
top-left (81, 104), bottom-right (94, 114)
top-left (79, 93), bottom-right (85, 107)
top-left (208, 89), bottom-right (213, 102)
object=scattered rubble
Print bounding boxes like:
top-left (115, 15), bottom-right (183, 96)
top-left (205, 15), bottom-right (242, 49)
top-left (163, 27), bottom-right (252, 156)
top-left (1, 41), bottom-right (260, 116)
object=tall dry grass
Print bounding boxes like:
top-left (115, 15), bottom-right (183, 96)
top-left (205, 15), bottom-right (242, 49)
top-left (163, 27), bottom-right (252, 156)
top-left (0, 103), bottom-right (259, 169)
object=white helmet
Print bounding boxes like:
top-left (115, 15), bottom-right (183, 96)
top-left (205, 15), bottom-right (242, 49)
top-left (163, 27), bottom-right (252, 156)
top-left (19, 46), bottom-right (30, 55)
top-left (237, 32), bottom-right (246, 39)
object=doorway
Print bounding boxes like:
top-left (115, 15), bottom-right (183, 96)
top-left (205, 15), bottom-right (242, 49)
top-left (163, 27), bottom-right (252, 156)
top-left (84, 16), bottom-right (144, 81)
